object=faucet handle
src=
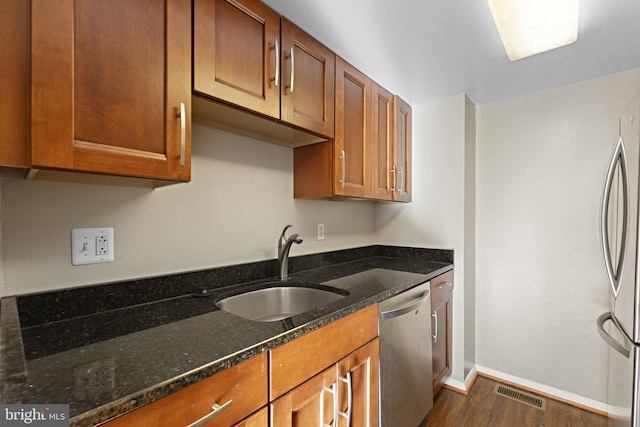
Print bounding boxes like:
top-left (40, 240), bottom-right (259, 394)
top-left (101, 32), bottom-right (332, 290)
top-left (280, 224), bottom-right (293, 240)
top-left (281, 224), bottom-right (293, 234)
top-left (279, 224), bottom-right (293, 250)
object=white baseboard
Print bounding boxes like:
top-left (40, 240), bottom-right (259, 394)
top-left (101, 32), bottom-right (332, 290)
top-left (473, 365), bottom-right (609, 414)
top-left (443, 364), bottom-right (478, 394)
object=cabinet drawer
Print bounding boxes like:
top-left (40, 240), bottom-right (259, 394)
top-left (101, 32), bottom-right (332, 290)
top-left (270, 304), bottom-right (378, 399)
top-left (431, 270), bottom-right (454, 309)
top-left (103, 353), bottom-right (267, 427)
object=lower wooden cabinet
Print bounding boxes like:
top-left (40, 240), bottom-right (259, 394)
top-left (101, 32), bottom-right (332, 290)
top-left (101, 306), bottom-right (380, 427)
top-left (336, 339), bottom-right (379, 426)
top-left (431, 270), bottom-right (454, 396)
top-left (270, 363), bottom-right (337, 426)
top-left (270, 305), bottom-right (379, 427)
top-left (271, 339), bottom-right (379, 427)
top-left (102, 353), bottom-right (268, 427)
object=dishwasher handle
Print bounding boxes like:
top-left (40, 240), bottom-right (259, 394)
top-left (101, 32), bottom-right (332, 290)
top-left (380, 290), bottom-right (430, 320)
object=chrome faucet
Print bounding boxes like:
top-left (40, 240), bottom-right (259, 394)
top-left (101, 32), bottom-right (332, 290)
top-left (278, 224), bottom-right (303, 281)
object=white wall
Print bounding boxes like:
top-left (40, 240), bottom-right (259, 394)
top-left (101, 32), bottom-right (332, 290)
top-left (476, 67), bottom-right (640, 405)
top-left (463, 95), bottom-right (477, 378)
top-left (0, 124), bottom-right (376, 296)
top-left (376, 93), bottom-right (474, 386)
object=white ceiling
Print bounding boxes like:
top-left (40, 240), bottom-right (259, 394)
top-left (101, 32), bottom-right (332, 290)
top-left (261, 0), bottom-right (640, 105)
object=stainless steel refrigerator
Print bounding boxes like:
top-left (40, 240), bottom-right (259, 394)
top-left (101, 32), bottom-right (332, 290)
top-left (597, 100), bottom-right (640, 426)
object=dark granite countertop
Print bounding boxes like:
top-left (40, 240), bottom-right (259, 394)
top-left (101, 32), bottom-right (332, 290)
top-left (0, 245), bottom-right (453, 426)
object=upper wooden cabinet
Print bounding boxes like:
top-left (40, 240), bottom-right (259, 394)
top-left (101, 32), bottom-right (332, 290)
top-left (334, 58), bottom-right (372, 198)
top-left (193, 0), bottom-right (335, 140)
top-left (294, 58), bottom-right (411, 202)
top-left (371, 86), bottom-right (412, 202)
top-left (393, 96), bottom-right (412, 202)
top-left (371, 84), bottom-right (395, 200)
top-left (0, 0), bottom-right (29, 168)
top-left (294, 58), bottom-right (371, 199)
top-left (193, 0), bottom-right (280, 118)
top-left (29, 0), bottom-right (192, 182)
top-left (280, 18), bottom-right (335, 138)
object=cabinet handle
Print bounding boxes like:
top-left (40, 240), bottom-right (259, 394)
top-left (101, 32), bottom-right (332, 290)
top-left (432, 311), bottom-right (438, 343)
top-left (271, 39), bottom-right (279, 87)
top-left (390, 165), bottom-right (397, 193)
top-left (178, 102), bottom-right (186, 167)
top-left (321, 382), bottom-right (338, 427)
top-left (286, 47), bottom-right (295, 93)
top-left (436, 282), bottom-right (453, 291)
top-left (398, 166), bottom-right (404, 194)
top-left (338, 371), bottom-right (352, 426)
top-left (186, 400), bottom-right (232, 427)
top-left (339, 150), bottom-right (346, 188)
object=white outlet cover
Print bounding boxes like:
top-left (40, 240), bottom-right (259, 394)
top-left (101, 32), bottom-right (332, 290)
top-left (71, 227), bottom-right (114, 265)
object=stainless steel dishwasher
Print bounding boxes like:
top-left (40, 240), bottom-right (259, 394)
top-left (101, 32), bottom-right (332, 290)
top-left (379, 282), bottom-right (433, 427)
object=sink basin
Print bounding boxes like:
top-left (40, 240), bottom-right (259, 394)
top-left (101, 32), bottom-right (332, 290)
top-left (216, 283), bottom-right (347, 322)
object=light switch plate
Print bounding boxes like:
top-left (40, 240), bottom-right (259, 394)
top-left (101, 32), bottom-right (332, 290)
top-left (71, 227), bottom-right (114, 265)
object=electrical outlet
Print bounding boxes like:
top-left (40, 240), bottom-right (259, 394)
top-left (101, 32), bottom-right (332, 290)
top-left (96, 235), bottom-right (108, 255)
top-left (317, 223), bottom-right (325, 240)
top-left (72, 228), bottom-right (114, 265)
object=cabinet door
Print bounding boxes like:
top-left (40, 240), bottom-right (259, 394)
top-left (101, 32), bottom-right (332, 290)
top-left (194, 0), bottom-right (280, 118)
top-left (31, 0), bottom-right (191, 181)
top-left (431, 271), bottom-right (453, 396)
top-left (280, 18), bottom-right (335, 138)
top-left (0, 0), bottom-right (29, 167)
top-left (432, 302), bottom-right (449, 389)
top-left (336, 339), bottom-right (379, 427)
top-left (334, 58), bottom-right (371, 198)
top-left (393, 96), bottom-right (412, 202)
top-left (371, 84), bottom-right (394, 201)
top-left (271, 367), bottom-right (337, 427)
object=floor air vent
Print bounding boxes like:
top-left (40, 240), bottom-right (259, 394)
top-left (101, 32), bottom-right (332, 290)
top-left (493, 384), bottom-right (547, 410)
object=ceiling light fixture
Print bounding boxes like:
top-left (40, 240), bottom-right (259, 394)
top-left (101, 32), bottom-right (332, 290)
top-left (487, 0), bottom-right (579, 61)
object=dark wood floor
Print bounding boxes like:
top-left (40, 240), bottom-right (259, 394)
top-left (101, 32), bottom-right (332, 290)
top-left (420, 376), bottom-right (609, 427)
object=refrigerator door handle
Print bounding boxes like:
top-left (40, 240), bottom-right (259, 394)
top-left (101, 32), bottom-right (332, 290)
top-left (601, 135), bottom-right (630, 298)
top-left (597, 311), bottom-right (631, 358)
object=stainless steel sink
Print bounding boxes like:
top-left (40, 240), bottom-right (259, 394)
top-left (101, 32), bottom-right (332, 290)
top-left (216, 283), bottom-right (347, 322)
